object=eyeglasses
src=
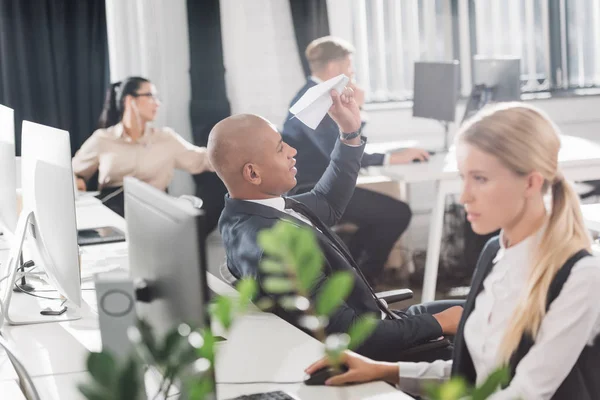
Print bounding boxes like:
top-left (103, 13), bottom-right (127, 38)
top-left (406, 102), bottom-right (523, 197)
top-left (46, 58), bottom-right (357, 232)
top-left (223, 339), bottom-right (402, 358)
top-left (133, 92), bottom-right (161, 102)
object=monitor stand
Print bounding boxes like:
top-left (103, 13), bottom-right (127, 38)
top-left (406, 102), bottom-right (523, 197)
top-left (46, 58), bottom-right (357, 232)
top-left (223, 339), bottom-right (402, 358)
top-left (1, 210), bottom-right (81, 325)
top-left (461, 84), bottom-right (495, 126)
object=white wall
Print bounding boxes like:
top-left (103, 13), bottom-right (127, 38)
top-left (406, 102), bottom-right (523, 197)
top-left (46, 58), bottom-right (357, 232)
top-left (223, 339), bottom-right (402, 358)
top-left (105, 0), bottom-right (194, 196)
top-left (219, 0), bottom-right (305, 128)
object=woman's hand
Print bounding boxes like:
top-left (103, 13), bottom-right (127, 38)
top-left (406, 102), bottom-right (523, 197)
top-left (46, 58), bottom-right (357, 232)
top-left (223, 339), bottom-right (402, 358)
top-left (305, 351), bottom-right (400, 386)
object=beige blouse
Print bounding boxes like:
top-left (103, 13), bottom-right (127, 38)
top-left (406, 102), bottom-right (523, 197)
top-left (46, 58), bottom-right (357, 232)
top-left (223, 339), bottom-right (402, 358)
top-left (72, 123), bottom-right (212, 191)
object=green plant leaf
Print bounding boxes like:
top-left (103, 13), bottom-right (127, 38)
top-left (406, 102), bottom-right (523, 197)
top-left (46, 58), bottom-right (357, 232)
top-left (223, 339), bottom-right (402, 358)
top-left (259, 258), bottom-right (286, 274)
top-left (424, 382), bottom-right (442, 400)
top-left (263, 277), bottom-right (295, 294)
top-left (196, 328), bottom-right (217, 364)
top-left (77, 382), bottom-right (112, 400)
top-left (324, 334), bottom-right (350, 368)
top-left (158, 328), bottom-right (184, 363)
top-left (86, 352), bottom-right (116, 389)
top-left (255, 297), bottom-right (275, 311)
top-left (471, 366), bottom-right (510, 400)
top-left (439, 377), bottom-right (468, 400)
top-left (293, 227), bottom-right (324, 292)
top-left (136, 319), bottom-right (158, 359)
top-left (117, 357), bottom-right (143, 400)
top-left (315, 271), bottom-right (354, 317)
top-left (209, 295), bottom-right (234, 330)
top-left (188, 377), bottom-right (215, 400)
top-left (257, 229), bottom-right (287, 259)
top-left (347, 314), bottom-right (378, 350)
top-left (236, 278), bottom-right (258, 311)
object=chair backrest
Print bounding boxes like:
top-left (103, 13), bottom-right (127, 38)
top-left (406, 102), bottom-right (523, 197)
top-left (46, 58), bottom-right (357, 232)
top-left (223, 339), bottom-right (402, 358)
top-left (219, 260), bottom-right (238, 286)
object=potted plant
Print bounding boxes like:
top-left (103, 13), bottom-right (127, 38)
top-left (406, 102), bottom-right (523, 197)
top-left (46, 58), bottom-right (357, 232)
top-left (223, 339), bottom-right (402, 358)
top-left (79, 220), bottom-right (508, 399)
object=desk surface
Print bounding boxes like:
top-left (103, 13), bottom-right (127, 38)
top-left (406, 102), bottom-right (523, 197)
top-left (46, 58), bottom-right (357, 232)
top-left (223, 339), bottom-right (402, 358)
top-left (366, 135), bottom-right (600, 183)
top-left (0, 379), bottom-right (26, 399)
top-left (0, 200), bottom-right (412, 399)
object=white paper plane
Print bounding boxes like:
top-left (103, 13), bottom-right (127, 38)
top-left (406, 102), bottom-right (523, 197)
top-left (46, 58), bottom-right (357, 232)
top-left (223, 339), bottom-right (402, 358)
top-left (289, 74), bottom-right (349, 129)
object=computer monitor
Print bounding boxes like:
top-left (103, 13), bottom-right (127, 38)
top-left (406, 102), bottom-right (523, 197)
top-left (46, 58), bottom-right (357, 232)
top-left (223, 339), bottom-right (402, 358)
top-left (473, 56), bottom-right (521, 102)
top-left (124, 177), bottom-right (210, 339)
top-left (1, 121), bottom-right (81, 325)
top-left (413, 61), bottom-right (460, 123)
top-left (0, 105), bottom-right (18, 237)
top-left (462, 57), bottom-right (521, 124)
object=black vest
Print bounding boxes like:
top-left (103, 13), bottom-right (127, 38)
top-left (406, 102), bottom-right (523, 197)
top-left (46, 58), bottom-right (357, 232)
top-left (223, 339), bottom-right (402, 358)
top-left (452, 236), bottom-right (600, 399)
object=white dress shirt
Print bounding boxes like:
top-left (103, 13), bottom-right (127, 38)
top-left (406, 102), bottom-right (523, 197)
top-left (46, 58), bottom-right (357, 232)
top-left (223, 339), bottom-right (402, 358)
top-left (397, 229), bottom-right (600, 399)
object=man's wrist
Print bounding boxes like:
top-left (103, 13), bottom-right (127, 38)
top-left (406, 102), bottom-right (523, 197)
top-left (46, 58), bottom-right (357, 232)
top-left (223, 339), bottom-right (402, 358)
top-left (340, 130), bottom-right (360, 140)
top-left (340, 130), bottom-right (362, 146)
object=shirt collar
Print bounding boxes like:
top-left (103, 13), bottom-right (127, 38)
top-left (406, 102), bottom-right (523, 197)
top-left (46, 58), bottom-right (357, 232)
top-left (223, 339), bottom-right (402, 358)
top-left (493, 224), bottom-right (546, 263)
top-left (112, 122), bottom-right (152, 142)
top-left (309, 75), bottom-right (323, 84)
top-left (246, 197), bottom-right (286, 212)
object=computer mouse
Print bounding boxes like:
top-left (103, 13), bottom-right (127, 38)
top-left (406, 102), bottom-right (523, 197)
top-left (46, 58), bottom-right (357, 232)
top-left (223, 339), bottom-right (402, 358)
top-left (412, 158), bottom-right (422, 163)
top-left (304, 365), bottom-right (349, 386)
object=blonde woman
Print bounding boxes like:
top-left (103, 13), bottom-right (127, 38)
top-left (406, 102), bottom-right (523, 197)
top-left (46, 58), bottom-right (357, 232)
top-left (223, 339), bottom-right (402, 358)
top-left (306, 103), bottom-right (600, 399)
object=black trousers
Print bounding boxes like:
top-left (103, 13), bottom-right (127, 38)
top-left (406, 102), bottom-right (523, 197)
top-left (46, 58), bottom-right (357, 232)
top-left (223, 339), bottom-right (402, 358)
top-left (340, 187), bottom-right (412, 283)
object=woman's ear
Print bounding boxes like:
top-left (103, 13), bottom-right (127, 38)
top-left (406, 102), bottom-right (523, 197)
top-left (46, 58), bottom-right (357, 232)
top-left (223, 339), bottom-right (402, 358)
top-left (524, 171), bottom-right (546, 197)
top-left (242, 163), bottom-right (261, 186)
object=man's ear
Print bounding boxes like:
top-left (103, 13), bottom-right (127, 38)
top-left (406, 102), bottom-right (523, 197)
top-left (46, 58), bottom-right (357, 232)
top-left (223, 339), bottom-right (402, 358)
top-left (524, 171), bottom-right (545, 197)
top-left (242, 163), bottom-right (261, 186)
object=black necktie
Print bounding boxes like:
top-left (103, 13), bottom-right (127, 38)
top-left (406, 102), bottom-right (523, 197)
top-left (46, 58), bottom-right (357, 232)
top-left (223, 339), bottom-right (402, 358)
top-left (284, 197), bottom-right (395, 319)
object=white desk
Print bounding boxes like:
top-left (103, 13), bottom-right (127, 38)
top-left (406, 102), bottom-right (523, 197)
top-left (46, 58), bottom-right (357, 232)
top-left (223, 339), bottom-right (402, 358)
top-left (367, 135), bottom-right (600, 302)
top-left (0, 379), bottom-right (26, 399)
top-left (0, 201), bottom-right (412, 399)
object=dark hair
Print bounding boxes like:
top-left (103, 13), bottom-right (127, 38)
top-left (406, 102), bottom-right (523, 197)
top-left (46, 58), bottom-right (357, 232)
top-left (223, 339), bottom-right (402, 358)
top-left (97, 76), bottom-right (150, 129)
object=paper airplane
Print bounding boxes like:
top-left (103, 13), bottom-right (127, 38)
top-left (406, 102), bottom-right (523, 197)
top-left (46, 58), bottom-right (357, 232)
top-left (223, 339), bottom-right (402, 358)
top-left (289, 74), bottom-right (349, 129)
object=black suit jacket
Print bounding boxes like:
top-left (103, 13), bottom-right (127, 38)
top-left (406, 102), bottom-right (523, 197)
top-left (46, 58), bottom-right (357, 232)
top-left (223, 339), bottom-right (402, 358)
top-left (219, 140), bottom-right (442, 360)
top-left (282, 80), bottom-right (385, 185)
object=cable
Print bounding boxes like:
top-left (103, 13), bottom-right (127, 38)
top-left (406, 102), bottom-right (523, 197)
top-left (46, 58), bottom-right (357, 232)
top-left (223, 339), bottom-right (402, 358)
top-left (13, 283), bottom-right (63, 300)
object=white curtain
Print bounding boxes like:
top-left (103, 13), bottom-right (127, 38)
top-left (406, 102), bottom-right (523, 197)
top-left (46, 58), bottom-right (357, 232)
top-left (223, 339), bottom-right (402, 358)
top-left (219, 0), bottom-right (305, 128)
top-left (105, 0), bottom-right (194, 195)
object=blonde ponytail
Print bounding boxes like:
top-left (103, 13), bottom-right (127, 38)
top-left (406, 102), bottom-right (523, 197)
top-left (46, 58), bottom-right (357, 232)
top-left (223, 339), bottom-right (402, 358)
top-left (456, 102), bottom-right (592, 364)
top-left (497, 174), bottom-right (591, 363)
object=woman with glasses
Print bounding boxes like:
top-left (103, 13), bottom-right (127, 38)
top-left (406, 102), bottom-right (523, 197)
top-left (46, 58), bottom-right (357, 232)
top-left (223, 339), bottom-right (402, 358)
top-left (72, 76), bottom-right (213, 216)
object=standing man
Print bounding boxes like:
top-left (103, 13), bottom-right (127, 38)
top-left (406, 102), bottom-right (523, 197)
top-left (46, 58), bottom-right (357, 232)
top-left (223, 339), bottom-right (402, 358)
top-left (283, 36), bottom-right (429, 283)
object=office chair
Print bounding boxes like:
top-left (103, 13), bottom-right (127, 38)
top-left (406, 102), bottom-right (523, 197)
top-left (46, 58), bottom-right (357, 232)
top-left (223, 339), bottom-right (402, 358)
top-left (0, 334), bottom-right (40, 400)
top-left (218, 261), bottom-right (449, 360)
top-left (218, 261), bottom-right (413, 303)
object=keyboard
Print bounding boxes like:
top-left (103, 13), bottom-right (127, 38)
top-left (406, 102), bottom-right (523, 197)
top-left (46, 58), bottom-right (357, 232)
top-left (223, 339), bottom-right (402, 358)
top-left (227, 391), bottom-right (298, 400)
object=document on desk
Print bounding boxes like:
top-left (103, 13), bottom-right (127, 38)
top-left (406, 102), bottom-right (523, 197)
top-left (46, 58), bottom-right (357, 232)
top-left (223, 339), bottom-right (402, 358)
top-left (289, 74), bottom-right (349, 129)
